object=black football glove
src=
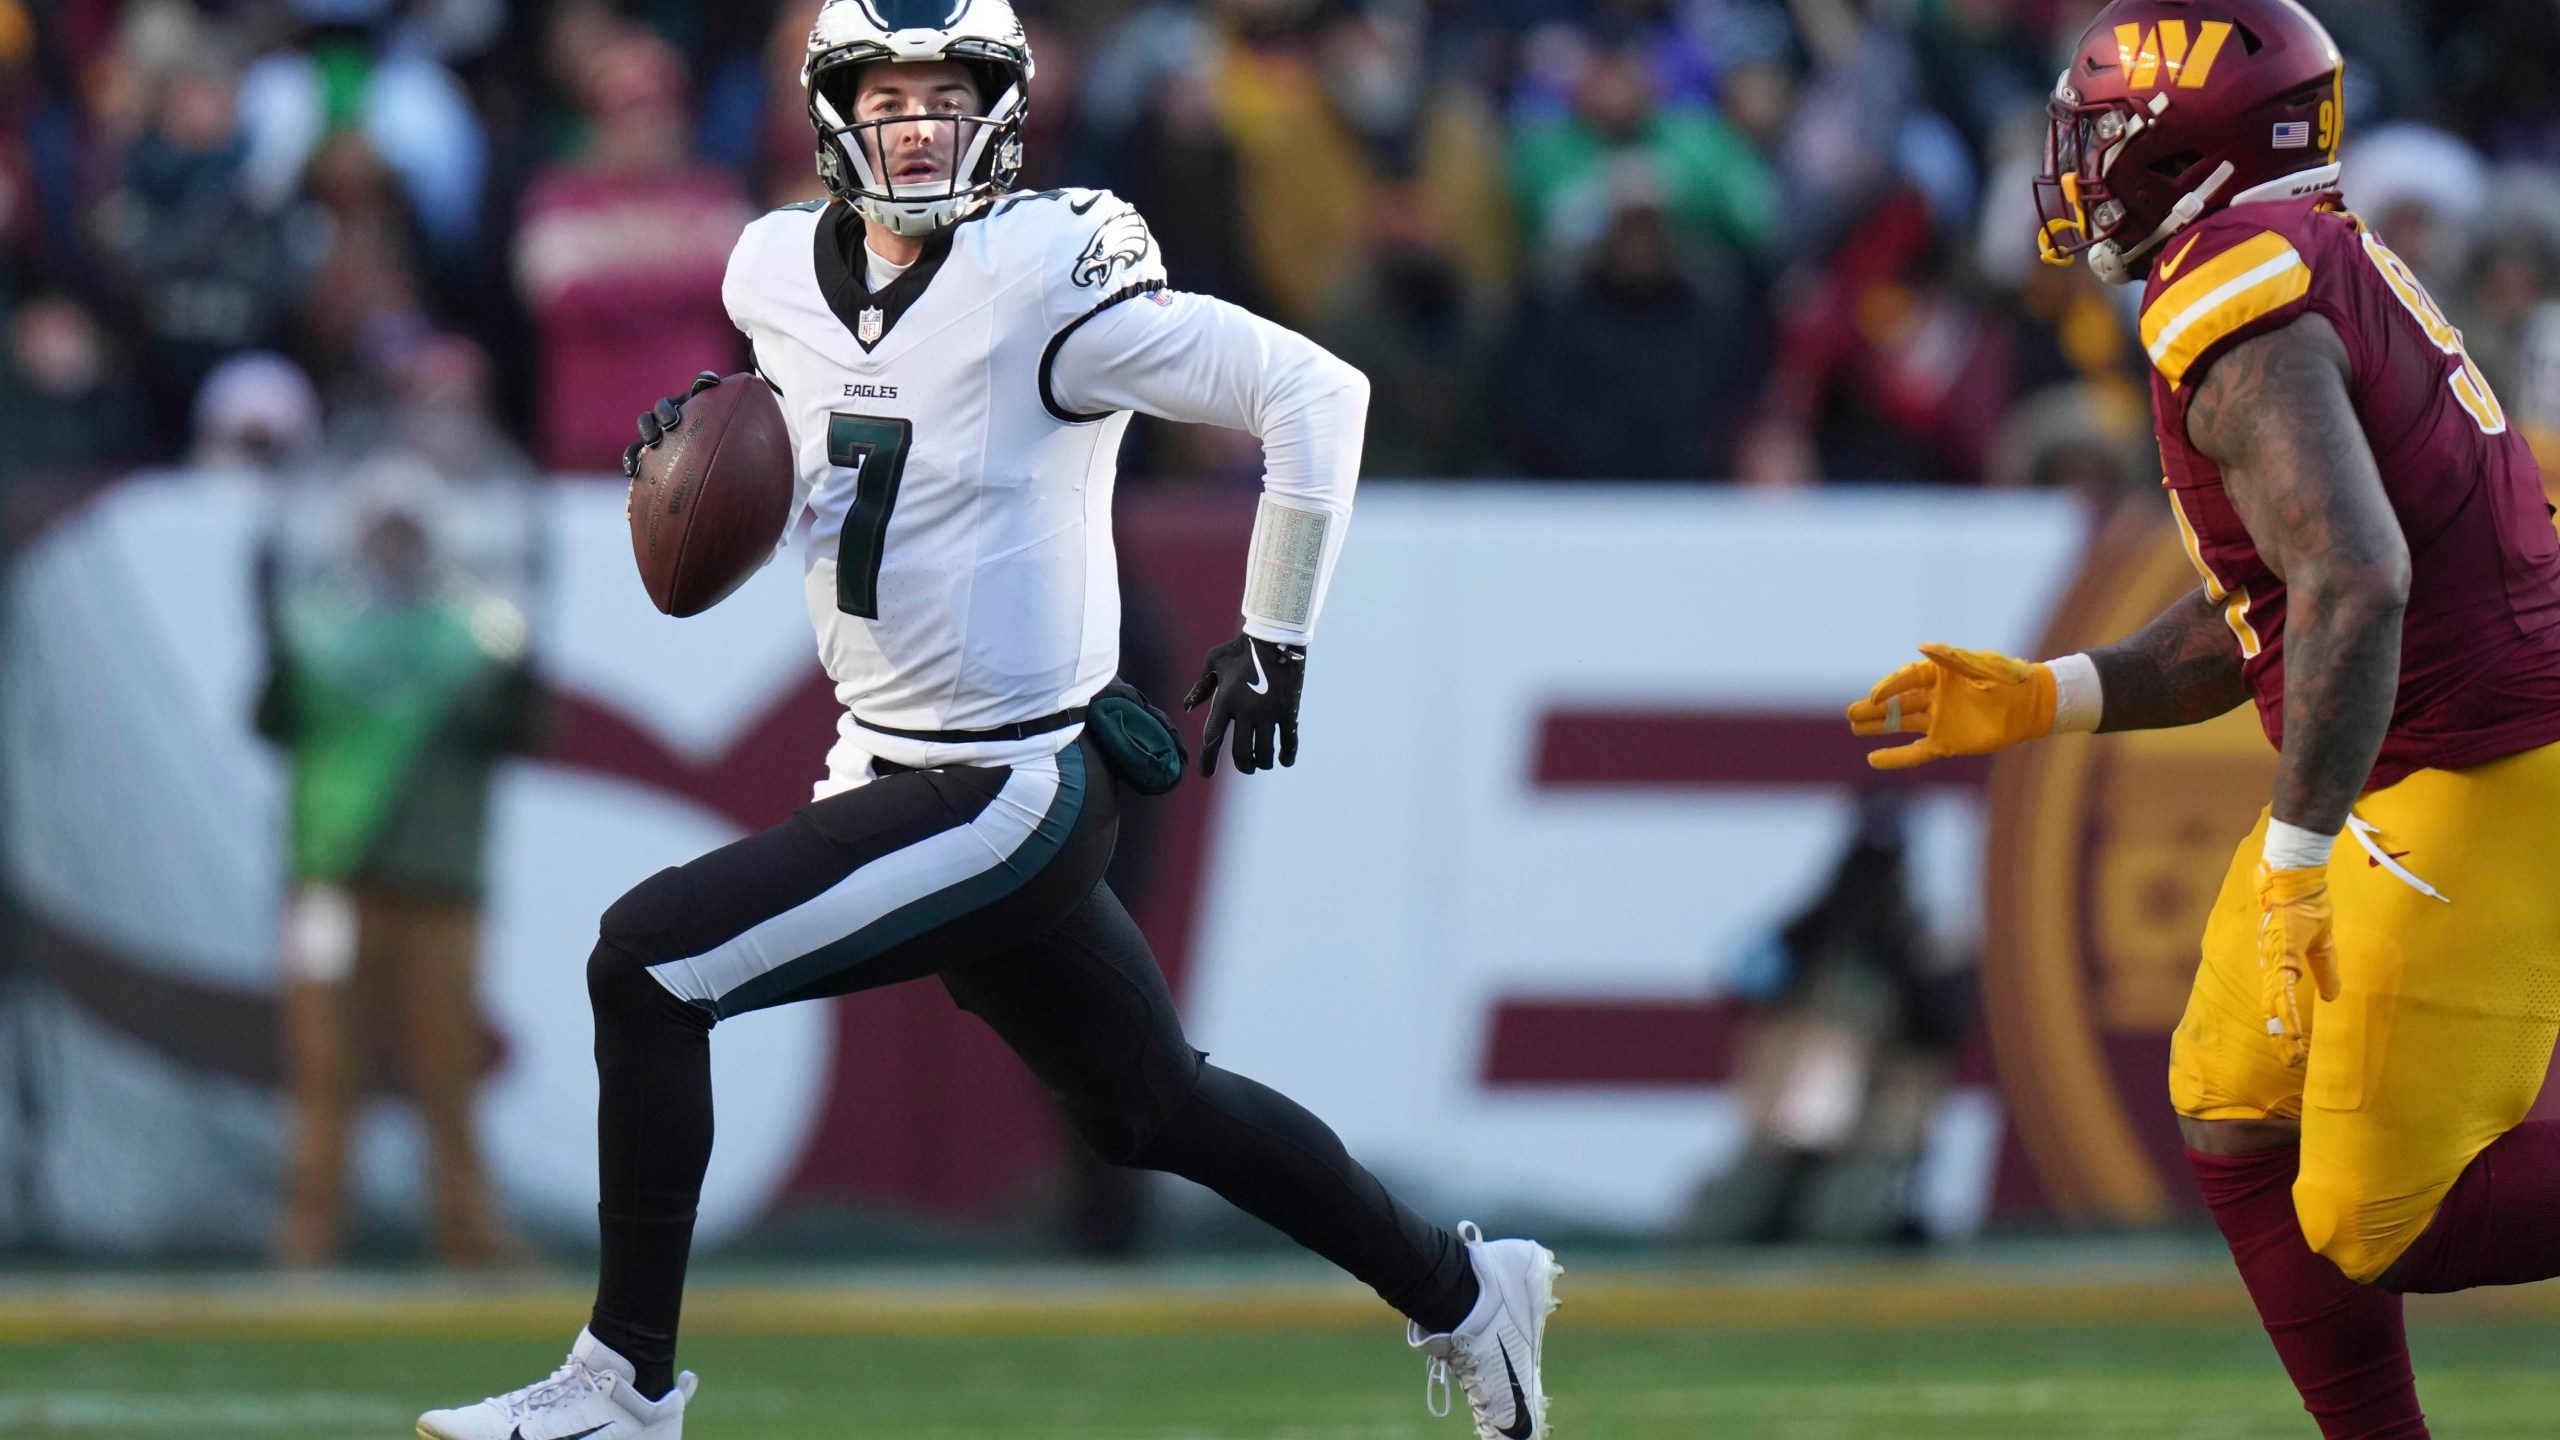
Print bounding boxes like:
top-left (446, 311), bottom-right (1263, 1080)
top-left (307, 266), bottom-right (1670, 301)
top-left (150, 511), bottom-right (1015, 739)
top-left (1182, 632), bottom-right (1305, 777)
top-left (622, 371), bottom-right (724, 479)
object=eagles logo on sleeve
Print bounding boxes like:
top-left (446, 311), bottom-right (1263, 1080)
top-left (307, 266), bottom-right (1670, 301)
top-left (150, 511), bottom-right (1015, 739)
top-left (1072, 208), bottom-right (1156, 291)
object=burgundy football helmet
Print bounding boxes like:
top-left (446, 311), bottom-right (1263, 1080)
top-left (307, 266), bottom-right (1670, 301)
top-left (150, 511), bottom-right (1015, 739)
top-left (2035, 0), bottom-right (2343, 283)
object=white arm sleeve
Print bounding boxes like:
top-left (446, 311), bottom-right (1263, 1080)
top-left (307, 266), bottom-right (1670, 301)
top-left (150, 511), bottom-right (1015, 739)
top-left (1047, 290), bottom-right (1367, 645)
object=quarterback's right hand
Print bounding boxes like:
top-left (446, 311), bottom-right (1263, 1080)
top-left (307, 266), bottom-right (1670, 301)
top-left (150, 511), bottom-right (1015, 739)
top-left (622, 371), bottom-right (724, 479)
top-left (1848, 644), bottom-right (2058, 770)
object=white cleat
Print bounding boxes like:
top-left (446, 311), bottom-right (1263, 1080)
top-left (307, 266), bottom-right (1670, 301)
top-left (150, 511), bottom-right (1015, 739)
top-left (1409, 1221), bottom-right (1562, 1439)
top-left (416, 1329), bottom-right (695, 1440)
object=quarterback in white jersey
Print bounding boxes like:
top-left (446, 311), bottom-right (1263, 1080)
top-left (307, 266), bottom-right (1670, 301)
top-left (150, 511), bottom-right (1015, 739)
top-left (726, 175), bottom-right (1355, 785)
top-left (418, 5), bottom-right (1558, 1440)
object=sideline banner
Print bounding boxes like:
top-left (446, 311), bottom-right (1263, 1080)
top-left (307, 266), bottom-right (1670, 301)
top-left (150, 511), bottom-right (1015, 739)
top-left (20, 476), bottom-right (2527, 1253)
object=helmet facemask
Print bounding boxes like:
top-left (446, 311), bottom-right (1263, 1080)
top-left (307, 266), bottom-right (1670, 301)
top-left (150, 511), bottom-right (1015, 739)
top-left (2035, 90), bottom-right (2138, 268)
top-left (808, 56), bottom-right (1027, 236)
top-left (2036, 82), bottom-right (2244, 285)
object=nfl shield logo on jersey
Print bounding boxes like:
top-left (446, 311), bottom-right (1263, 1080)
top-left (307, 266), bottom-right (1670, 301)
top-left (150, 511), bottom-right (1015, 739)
top-left (859, 306), bottom-right (885, 345)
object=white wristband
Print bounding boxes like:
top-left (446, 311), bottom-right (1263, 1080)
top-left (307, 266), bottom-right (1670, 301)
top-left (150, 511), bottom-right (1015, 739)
top-left (2048, 652), bottom-right (2103, 735)
top-left (2263, 817), bottom-right (2337, 870)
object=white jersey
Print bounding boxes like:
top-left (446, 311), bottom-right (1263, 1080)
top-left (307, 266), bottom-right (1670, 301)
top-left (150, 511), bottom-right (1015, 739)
top-left (723, 188), bottom-right (1365, 793)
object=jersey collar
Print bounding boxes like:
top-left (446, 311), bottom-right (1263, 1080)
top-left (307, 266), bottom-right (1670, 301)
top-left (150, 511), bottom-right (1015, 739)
top-left (814, 201), bottom-right (955, 354)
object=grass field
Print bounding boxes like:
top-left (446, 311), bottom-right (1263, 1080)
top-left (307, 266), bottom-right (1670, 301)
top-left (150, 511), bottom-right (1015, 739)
top-left (3, 1256), bottom-right (2558, 1439)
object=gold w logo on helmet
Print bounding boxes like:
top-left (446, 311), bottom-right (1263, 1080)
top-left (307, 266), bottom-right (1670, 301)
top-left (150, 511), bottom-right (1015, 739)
top-left (2113, 20), bottom-right (2235, 90)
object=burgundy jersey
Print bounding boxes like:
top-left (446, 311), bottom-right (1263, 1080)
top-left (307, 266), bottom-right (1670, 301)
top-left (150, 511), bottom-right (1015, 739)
top-left (2142, 195), bottom-right (2560, 789)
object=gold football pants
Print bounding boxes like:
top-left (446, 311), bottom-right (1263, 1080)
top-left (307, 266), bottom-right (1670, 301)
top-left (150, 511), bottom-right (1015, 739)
top-left (2170, 741), bottom-right (2560, 1281)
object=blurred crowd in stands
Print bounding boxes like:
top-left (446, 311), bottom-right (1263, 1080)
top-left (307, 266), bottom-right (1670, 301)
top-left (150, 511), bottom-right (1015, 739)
top-left (7, 0), bottom-right (2560, 497)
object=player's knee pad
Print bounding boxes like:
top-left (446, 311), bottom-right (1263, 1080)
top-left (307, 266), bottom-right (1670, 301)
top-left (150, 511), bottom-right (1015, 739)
top-left (2293, 1168), bottom-right (2411, 1285)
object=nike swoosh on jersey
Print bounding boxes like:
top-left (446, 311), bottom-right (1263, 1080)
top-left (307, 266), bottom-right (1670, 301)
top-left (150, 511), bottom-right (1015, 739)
top-left (2157, 233), bottom-right (2202, 282)
top-left (1070, 193), bottom-right (1102, 215)
top-left (510, 1425), bottom-right (611, 1440)
top-left (1246, 645), bottom-right (1270, 695)
top-left (1497, 1340), bottom-right (1535, 1439)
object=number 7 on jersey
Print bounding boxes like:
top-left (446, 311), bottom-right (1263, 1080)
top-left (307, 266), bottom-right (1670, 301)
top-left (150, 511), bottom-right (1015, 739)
top-left (829, 412), bottom-right (912, 619)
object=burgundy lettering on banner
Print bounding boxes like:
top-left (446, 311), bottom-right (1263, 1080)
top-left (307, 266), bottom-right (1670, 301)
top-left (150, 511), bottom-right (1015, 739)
top-left (1481, 999), bottom-right (1746, 1085)
top-left (1482, 708), bottom-right (1988, 1090)
top-left (1534, 711), bottom-right (1991, 789)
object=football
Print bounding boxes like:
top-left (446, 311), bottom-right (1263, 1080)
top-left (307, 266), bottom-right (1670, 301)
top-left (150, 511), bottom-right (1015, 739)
top-left (626, 374), bottom-right (796, 618)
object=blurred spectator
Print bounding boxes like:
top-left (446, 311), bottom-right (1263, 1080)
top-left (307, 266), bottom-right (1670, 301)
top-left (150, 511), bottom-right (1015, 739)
top-left (1776, 0), bottom-right (1917, 251)
top-left (256, 388), bottom-right (544, 1268)
top-left (1111, 43), bottom-right (1265, 310)
top-left (1209, 2), bottom-right (1513, 326)
top-left (2449, 170), bottom-right (2560, 420)
top-left (1740, 188), bottom-right (2015, 486)
top-left (0, 0), bottom-right (51, 279)
top-left (1986, 383), bottom-right (2158, 504)
top-left (1315, 184), bottom-right (1513, 477)
top-left (682, 0), bottom-right (789, 181)
top-left (1511, 39), bottom-right (1776, 281)
top-left (235, 7), bottom-right (488, 271)
top-left (1776, 0), bottom-right (1978, 264)
top-left (2516, 302), bottom-right (2560, 486)
top-left (8, 294), bottom-right (152, 480)
top-left (1012, 11), bottom-right (1085, 193)
top-left (1508, 4), bottom-right (1720, 122)
top-left (394, 0), bottom-right (508, 64)
top-left (2339, 123), bottom-right (2490, 291)
top-left (191, 349), bottom-right (321, 473)
top-left (2302, 0), bottom-right (2432, 134)
top-left (300, 131), bottom-right (434, 393)
top-left (2429, 0), bottom-right (2560, 168)
top-left (1497, 178), bottom-right (1763, 479)
top-left (513, 27), bottom-right (748, 472)
top-left (372, 331), bottom-right (536, 489)
top-left (93, 28), bottom-right (324, 456)
top-left (1716, 56), bottom-right (1798, 157)
top-left (759, 0), bottom-right (829, 204)
top-left (1909, 0), bottom-right (2043, 160)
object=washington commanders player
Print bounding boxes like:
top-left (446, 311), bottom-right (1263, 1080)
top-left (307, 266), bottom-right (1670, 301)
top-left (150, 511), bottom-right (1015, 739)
top-left (1852, 2), bottom-right (2560, 1435)
top-left (417, 3), bottom-right (1557, 1439)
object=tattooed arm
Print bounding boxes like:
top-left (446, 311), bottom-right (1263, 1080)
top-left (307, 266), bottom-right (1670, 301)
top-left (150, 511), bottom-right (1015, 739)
top-left (2184, 314), bottom-right (2409, 833)
top-left (2088, 587), bottom-right (2252, 732)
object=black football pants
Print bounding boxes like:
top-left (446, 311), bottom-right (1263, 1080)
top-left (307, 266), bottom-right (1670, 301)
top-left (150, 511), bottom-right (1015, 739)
top-left (583, 735), bottom-right (1475, 1394)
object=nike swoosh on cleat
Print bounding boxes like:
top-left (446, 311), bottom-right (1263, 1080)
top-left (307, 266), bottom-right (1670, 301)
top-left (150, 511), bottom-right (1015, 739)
top-left (510, 1426), bottom-right (611, 1440)
top-left (1496, 1339), bottom-right (1535, 1439)
top-left (1246, 646), bottom-right (1269, 695)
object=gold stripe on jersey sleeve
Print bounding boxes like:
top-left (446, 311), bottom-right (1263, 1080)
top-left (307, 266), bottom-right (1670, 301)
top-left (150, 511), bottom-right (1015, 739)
top-left (2140, 231), bottom-right (2311, 389)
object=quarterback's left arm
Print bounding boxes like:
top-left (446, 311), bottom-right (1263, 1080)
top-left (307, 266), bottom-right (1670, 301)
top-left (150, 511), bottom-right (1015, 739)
top-left (1050, 290), bottom-right (1368, 775)
top-left (2190, 313), bottom-right (2411, 1064)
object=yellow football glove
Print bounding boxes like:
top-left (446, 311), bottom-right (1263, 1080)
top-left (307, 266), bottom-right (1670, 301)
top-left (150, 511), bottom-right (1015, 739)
top-left (2257, 862), bottom-right (2340, 1070)
top-left (1846, 644), bottom-right (2058, 771)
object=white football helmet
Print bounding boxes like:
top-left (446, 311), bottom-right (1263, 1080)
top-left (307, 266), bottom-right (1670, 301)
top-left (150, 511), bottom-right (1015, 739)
top-left (802, 0), bottom-right (1034, 235)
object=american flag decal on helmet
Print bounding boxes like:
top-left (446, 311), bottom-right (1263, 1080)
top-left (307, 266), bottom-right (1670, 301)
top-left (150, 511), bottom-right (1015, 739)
top-left (2272, 121), bottom-right (2311, 149)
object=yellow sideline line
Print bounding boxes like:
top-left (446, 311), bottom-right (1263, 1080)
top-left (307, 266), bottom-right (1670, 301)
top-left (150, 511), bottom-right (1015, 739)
top-left (1, 1268), bottom-right (2553, 1343)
